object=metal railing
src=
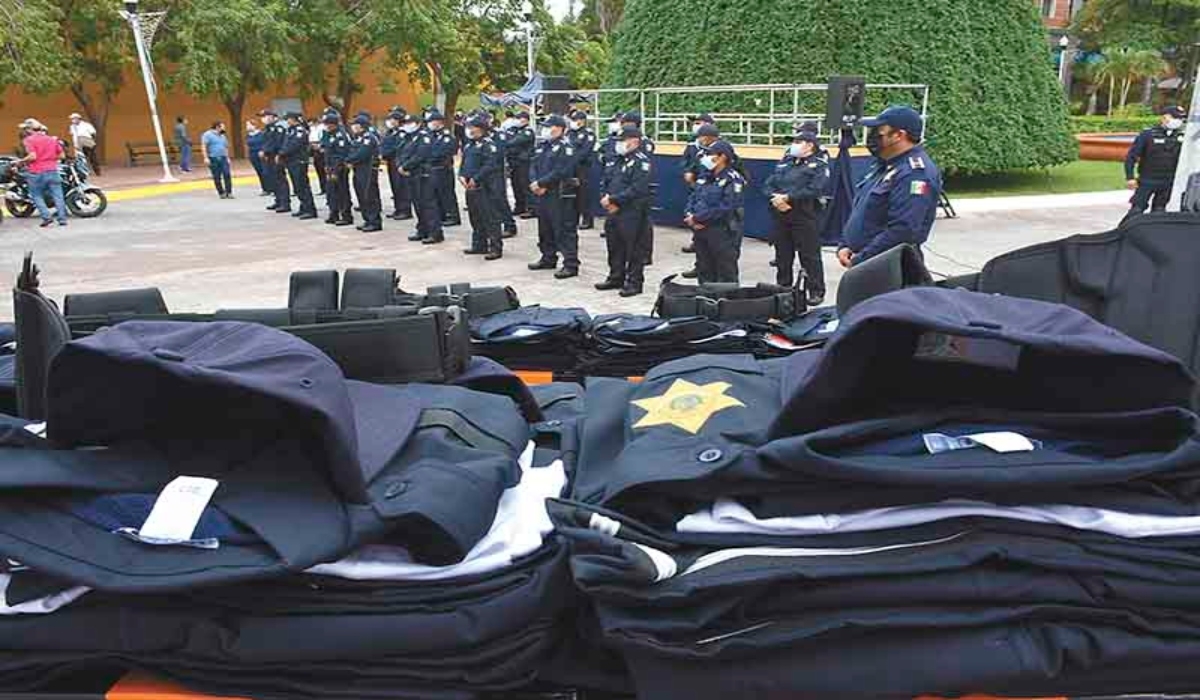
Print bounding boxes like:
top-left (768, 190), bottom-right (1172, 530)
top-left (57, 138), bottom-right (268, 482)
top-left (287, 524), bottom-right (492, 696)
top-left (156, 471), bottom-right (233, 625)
top-left (533, 82), bottom-right (931, 147)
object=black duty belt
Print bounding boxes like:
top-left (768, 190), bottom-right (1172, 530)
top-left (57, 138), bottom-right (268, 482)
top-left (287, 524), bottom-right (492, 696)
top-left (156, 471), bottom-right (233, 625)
top-left (654, 277), bottom-right (806, 322)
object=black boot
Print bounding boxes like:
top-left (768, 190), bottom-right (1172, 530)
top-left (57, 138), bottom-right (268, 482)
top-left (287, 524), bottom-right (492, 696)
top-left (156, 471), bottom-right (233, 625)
top-left (594, 279), bottom-right (622, 291)
top-left (528, 259), bottom-right (556, 271)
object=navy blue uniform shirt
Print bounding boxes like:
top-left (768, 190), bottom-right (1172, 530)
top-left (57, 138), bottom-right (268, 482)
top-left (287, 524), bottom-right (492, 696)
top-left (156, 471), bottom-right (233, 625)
top-left (459, 136), bottom-right (502, 183)
top-left (840, 145), bottom-right (941, 264)
top-left (530, 136), bottom-right (576, 188)
top-left (686, 166), bottom-right (746, 226)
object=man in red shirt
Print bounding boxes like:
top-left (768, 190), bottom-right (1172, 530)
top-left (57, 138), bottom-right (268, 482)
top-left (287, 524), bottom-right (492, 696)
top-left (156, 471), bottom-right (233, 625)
top-left (19, 119), bottom-right (68, 227)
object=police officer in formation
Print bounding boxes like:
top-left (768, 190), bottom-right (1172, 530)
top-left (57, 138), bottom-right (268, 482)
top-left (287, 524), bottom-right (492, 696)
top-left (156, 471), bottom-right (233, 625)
top-left (260, 109), bottom-right (291, 214)
top-left (282, 112), bottom-right (318, 220)
top-left (347, 114), bottom-right (383, 232)
top-left (380, 109), bottom-right (414, 221)
top-left (1124, 105), bottom-right (1186, 223)
top-left (426, 112), bottom-right (461, 227)
top-left (487, 113), bottom-right (519, 238)
top-left (395, 113), bottom-right (423, 228)
top-left (255, 109), bottom-right (278, 201)
top-left (505, 111), bottom-right (536, 218)
top-left (568, 109), bottom-right (597, 230)
top-left (679, 119), bottom-right (722, 276)
top-left (764, 130), bottom-right (829, 305)
top-left (527, 114), bottom-right (580, 278)
top-left (596, 125), bottom-right (654, 297)
top-left (620, 111), bottom-right (655, 266)
top-left (839, 105), bottom-right (941, 267)
top-left (685, 140), bottom-right (746, 284)
top-left (321, 112), bottom-right (353, 227)
top-left (399, 113), bottom-right (444, 245)
top-left (459, 114), bottom-right (504, 260)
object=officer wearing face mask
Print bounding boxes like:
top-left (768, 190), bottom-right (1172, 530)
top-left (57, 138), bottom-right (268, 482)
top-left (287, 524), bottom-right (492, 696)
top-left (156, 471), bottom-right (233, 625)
top-left (568, 109), bottom-right (598, 230)
top-left (398, 113), bottom-right (443, 244)
top-left (427, 112), bottom-right (461, 228)
top-left (507, 111), bottom-right (536, 218)
top-left (621, 110), bottom-right (656, 266)
top-left (1124, 105), bottom-right (1186, 223)
top-left (488, 113), bottom-right (518, 238)
top-left (380, 110), bottom-right (412, 221)
top-left (838, 105), bottom-right (941, 268)
top-left (460, 115), bottom-right (504, 260)
top-left (764, 130), bottom-right (830, 304)
top-left (597, 125), bottom-right (654, 297)
top-left (685, 140), bottom-right (745, 284)
top-left (682, 113), bottom-right (716, 187)
top-left (347, 115), bottom-right (383, 232)
top-left (527, 114), bottom-right (580, 278)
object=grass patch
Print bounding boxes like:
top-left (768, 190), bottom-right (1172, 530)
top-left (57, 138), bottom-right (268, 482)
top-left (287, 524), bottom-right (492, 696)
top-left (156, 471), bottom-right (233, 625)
top-left (946, 160), bottom-right (1126, 198)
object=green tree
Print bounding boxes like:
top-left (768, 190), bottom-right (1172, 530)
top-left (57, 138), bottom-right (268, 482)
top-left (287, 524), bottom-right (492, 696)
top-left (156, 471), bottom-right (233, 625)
top-left (0, 0), bottom-right (69, 96)
top-left (607, 0), bottom-right (1077, 174)
top-left (533, 3), bottom-right (611, 89)
top-left (1074, 0), bottom-right (1200, 95)
top-left (163, 0), bottom-right (295, 158)
top-left (412, 0), bottom-right (521, 116)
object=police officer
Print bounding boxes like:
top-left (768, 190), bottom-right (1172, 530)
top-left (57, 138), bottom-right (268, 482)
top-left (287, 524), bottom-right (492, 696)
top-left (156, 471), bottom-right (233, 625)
top-left (347, 114), bottom-right (383, 232)
top-left (506, 111), bottom-right (536, 218)
top-left (621, 110), bottom-right (656, 266)
top-left (838, 105), bottom-right (941, 268)
top-left (1124, 105), bottom-right (1186, 223)
top-left (259, 109), bottom-right (291, 213)
top-left (681, 113), bottom-right (716, 188)
top-left (460, 115), bottom-right (503, 260)
top-left (309, 116), bottom-right (327, 197)
top-left (527, 114), bottom-right (580, 278)
top-left (568, 109), bottom-right (598, 230)
top-left (282, 112), bottom-right (318, 220)
top-left (255, 109), bottom-right (277, 201)
top-left (321, 113), bottom-right (353, 227)
top-left (764, 130), bottom-right (829, 304)
top-left (596, 125), bottom-right (654, 297)
top-left (685, 140), bottom-right (745, 284)
top-left (380, 110), bottom-right (414, 221)
top-left (423, 112), bottom-right (460, 228)
top-left (399, 114), bottom-right (443, 244)
top-left (488, 113), bottom-right (518, 238)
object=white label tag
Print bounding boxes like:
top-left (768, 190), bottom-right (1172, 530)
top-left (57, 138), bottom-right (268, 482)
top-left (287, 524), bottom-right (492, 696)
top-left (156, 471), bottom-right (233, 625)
top-left (914, 332), bottom-right (1021, 371)
top-left (924, 431), bottom-right (1038, 455)
top-left (22, 423), bottom-right (47, 438)
top-left (138, 476), bottom-right (220, 543)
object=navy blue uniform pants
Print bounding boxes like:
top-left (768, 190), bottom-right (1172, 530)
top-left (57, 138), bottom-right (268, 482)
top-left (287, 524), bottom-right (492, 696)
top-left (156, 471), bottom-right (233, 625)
top-left (605, 201), bottom-right (648, 287)
top-left (694, 220), bottom-right (740, 284)
top-left (352, 164), bottom-right (382, 228)
top-left (772, 207), bottom-right (824, 295)
top-left (272, 158), bottom-right (290, 211)
top-left (415, 172), bottom-right (443, 241)
top-left (326, 165), bottom-right (351, 223)
top-left (1123, 181), bottom-right (1173, 224)
top-left (465, 185), bottom-right (501, 253)
top-left (536, 187), bottom-right (579, 270)
top-left (287, 161), bottom-right (316, 215)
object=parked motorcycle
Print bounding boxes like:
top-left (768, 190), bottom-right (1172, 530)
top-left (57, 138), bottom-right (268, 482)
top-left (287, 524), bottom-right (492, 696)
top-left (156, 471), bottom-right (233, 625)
top-left (0, 154), bottom-right (108, 219)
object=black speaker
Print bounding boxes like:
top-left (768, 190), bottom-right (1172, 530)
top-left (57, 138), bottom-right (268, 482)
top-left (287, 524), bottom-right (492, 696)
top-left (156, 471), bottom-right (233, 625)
top-left (541, 75), bottom-right (572, 116)
top-left (826, 76), bottom-right (866, 129)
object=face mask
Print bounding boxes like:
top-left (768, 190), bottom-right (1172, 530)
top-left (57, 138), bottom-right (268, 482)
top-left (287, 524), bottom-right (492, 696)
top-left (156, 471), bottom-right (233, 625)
top-left (1166, 118), bottom-right (1184, 131)
top-left (700, 155), bottom-right (718, 170)
top-left (693, 124), bottom-right (704, 135)
top-left (866, 127), bottom-right (885, 157)
top-left (541, 127), bottom-right (555, 140)
top-left (384, 120), bottom-right (396, 130)
top-left (404, 123), bottom-right (419, 133)
top-left (614, 141), bottom-right (630, 156)
top-left (608, 122), bottom-right (620, 135)
top-left (571, 121), bottom-right (584, 131)
top-left (429, 123), bottom-right (443, 131)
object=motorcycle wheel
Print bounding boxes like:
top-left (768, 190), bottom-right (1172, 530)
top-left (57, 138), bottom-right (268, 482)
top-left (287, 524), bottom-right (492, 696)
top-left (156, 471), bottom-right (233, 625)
top-left (5, 200), bottom-right (34, 218)
top-left (67, 189), bottom-right (107, 218)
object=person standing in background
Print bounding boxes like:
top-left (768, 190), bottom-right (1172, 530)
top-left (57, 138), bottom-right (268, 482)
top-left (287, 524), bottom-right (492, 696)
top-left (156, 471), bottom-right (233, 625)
top-left (246, 121), bottom-right (270, 196)
top-left (174, 116), bottom-right (193, 173)
top-left (19, 119), bottom-right (68, 228)
top-left (68, 113), bottom-right (100, 176)
top-left (200, 121), bottom-right (234, 199)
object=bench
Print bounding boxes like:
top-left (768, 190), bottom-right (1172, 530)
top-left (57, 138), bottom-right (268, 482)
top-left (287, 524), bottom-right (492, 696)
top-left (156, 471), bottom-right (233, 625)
top-left (125, 141), bottom-right (180, 167)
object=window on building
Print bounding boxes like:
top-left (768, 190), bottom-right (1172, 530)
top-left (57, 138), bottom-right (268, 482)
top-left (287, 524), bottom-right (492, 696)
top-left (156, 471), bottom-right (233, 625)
top-left (1042, 0), bottom-right (1056, 17)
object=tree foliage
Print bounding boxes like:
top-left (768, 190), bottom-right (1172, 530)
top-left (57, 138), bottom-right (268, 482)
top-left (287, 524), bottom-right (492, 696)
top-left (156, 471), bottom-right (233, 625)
top-left (607, 0), bottom-right (1077, 174)
top-left (1074, 0), bottom-right (1200, 95)
top-left (0, 0), bottom-right (69, 95)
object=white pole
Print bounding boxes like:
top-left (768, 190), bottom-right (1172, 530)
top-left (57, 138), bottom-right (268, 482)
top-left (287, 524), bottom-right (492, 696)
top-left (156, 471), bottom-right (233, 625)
top-left (526, 21), bottom-right (536, 79)
top-left (1171, 60), bottom-right (1200, 211)
top-left (128, 12), bottom-right (176, 183)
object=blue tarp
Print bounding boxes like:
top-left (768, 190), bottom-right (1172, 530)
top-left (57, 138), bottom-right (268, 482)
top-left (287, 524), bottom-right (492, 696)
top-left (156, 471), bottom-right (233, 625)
top-left (480, 73), bottom-right (545, 109)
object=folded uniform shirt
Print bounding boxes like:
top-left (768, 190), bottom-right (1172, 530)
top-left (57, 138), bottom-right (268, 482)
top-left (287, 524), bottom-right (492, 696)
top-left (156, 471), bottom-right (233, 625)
top-left (470, 306), bottom-right (591, 372)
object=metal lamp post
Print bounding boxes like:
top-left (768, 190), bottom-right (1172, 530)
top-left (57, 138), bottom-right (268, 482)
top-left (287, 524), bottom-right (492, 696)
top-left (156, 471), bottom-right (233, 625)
top-left (1058, 35), bottom-right (1073, 90)
top-left (523, 1), bottom-right (536, 80)
top-left (119, 0), bottom-right (176, 182)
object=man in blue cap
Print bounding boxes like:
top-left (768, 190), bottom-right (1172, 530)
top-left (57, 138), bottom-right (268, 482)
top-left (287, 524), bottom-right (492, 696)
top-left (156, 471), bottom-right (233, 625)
top-left (528, 114), bottom-right (580, 278)
top-left (380, 109), bottom-right (413, 221)
top-left (399, 112), bottom-right (443, 244)
top-left (597, 124), bottom-right (654, 296)
top-left (459, 114), bottom-right (504, 260)
top-left (506, 111), bottom-right (536, 218)
top-left (621, 110), bottom-right (656, 266)
top-left (282, 112), bottom-right (318, 220)
top-left (1124, 105), bottom-right (1186, 223)
top-left (321, 112), bottom-right (353, 227)
top-left (684, 139), bottom-right (745, 283)
top-left (426, 111), bottom-right (461, 228)
top-left (838, 105), bottom-right (941, 268)
top-left (347, 114), bottom-right (383, 232)
top-left (568, 109), bottom-right (598, 230)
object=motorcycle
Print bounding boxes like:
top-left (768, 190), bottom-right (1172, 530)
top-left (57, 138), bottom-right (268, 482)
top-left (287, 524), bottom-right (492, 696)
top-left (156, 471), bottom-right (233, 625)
top-left (0, 153), bottom-right (108, 219)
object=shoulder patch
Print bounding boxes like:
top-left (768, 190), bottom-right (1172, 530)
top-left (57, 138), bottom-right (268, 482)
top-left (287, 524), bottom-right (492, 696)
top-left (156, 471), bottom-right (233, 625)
top-left (641, 161), bottom-right (651, 172)
top-left (566, 146), bottom-right (575, 156)
top-left (808, 162), bottom-right (819, 168)
top-left (910, 180), bottom-right (931, 196)
top-left (733, 182), bottom-right (743, 194)
top-left (423, 137), bottom-right (431, 144)
top-left (908, 156), bottom-right (925, 170)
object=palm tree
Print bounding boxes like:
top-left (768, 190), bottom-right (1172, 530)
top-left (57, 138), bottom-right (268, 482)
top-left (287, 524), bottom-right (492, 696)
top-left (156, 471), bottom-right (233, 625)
top-left (1074, 58), bottom-right (1106, 115)
top-left (1098, 47), bottom-right (1136, 114)
top-left (1127, 49), bottom-right (1168, 107)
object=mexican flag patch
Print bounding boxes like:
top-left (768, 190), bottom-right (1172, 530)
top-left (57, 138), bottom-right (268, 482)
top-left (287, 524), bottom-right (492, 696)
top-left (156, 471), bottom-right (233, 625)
top-left (910, 180), bottom-right (931, 196)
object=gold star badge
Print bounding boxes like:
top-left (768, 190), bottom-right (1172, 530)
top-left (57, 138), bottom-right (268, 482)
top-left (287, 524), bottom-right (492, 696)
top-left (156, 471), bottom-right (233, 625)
top-left (631, 379), bottom-right (746, 434)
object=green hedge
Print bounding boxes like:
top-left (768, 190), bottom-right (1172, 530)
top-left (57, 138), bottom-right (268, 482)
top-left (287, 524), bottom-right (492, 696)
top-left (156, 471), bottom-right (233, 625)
top-left (1068, 115), bottom-right (1159, 134)
top-left (606, 0), bottom-right (1078, 175)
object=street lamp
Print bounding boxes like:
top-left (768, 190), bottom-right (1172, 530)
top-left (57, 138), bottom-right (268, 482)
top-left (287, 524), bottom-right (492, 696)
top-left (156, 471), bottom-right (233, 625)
top-left (1058, 35), bottom-right (1073, 90)
top-left (522, 1), bottom-right (535, 80)
top-left (119, 0), bottom-right (176, 182)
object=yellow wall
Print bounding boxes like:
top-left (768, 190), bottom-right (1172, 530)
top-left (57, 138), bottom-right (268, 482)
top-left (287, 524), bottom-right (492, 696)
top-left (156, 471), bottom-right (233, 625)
top-left (2, 59), bottom-right (420, 159)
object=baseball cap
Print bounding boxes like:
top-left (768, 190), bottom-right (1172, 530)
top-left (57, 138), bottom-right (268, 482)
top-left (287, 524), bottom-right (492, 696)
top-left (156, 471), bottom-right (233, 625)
top-left (1163, 105), bottom-right (1187, 118)
top-left (514, 111), bottom-right (531, 120)
top-left (569, 109), bottom-right (588, 121)
top-left (692, 112), bottom-right (715, 124)
top-left (861, 105), bottom-right (925, 141)
top-left (792, 130), bottom-right (820, 144)
top-left (696, 124), bottom-right (720, 138)
top-left (542, 114), bottom-right (568, 128)
top-left (466, 115), bottom-right (490, 129)
top-left (403, 113), bottom-right (421, 124)
top-left (257, 108), bottom-right (277, 117)
top-left (425, 111), bottom-right (446, 122)
top-left (46, 321), bottom-right (418, 504)
top-left (707, 140), bottom-right (736, 159)
top-left (620, 125), bottom-right (643, 139)
top-left (621, 111), bottom-right (643, 125)
top-left (69, 113), bottom-right (82, 120)
top-left (322, 113), bottom-right (341, 125)
top-left (285, 111), bottom-right (303, 120)
top-left (353, 114), bottom-right (372, 127)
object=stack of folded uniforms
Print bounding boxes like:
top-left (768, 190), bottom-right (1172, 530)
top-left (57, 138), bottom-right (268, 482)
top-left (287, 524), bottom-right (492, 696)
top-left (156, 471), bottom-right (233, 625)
top-left (0, 320), bottom-right (581, 699)
top-left (470, 307), bottom-right (592, 374)
top-left (552, 287), bottom-right (1200, 699)
top-left (576, 315), bottom-right (750, 377)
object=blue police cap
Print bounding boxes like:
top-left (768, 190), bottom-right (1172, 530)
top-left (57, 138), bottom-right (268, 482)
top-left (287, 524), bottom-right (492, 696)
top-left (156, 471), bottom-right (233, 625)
top-left (46, 321), bottom-right (418, 504)
top-left (696, 124), bottom-right (720, 138)
top-left (403, 113), bottom-right (421, 124)
top-left (692, 112), bottom-right (715, 124)
top-left (792, 130), bottom-right (819, 144)
top-left (322, 113), bottom-right (341, 125)
top-left (621, 111), bottom-right (643, 125)
top-left (1164, 105), bottom-right (1186, 118)
top-left (620, 125), bottom-right (643, 139)
top-left (862, 105), bottom-right (924, 141)
top-left (257, 108), bottom-right (277, 117)
top-left (543, 114), bottom-right (568, 128)
top-left (569, 109), bottom-right (588, 121)
top-left (426, 111), bottom-right (446, 122)
top-left (466, 114), bottom-right (489, 129)
top-left (353, 114), bottom-right (372, 127)
top-left (387, 110), bottom-right (405, 120)
top-left (706, 140), bottom-right (735, 159)
top-left (284, 111), bottom-right (303, 121)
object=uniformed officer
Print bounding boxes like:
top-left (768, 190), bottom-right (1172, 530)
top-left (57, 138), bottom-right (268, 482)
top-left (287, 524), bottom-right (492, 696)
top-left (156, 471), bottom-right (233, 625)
top-left (309, 116), bottom-right (327, 196)
top-left (596, 125), bottom-right (654, 297)
top-left (398, 114), bottom-right (443, 244)
top-left (595, 112), bottom-right (625, 240)
top-left (260, 109), bottom-right (291, 213)
top-left (681, 113), bottom-right (716, 188)
top-left (380, 110), bottom-right (414, 221)
top-left (256, 109), bottom-right (278, 202)
top-left (488, 113), bottom-right (518, 238)
top-left (838, 105), bottom-right (941, 267)
top-left (506, 111), bottom-right (536, 219)
top-left (1124, 105), bottom-right (1186, 223)
top-left (527, 114), bottom-right (580, 278)
top-left (321, 113), bottom-right (353, 227)
top-left (459, 115), bottom-right (504, 260)
top-left (347, 114), bottom-right (383, 232)
top-left (282, 112), bottom-right (318, 220)
top-left (620, 110), bottom-right (656, 266)
top-left (685, 140), bottom-right (745, 284)
top-left (764, 130), bottom-right (830, 304)
top-left (568, 109), bottom-right (598, 230)
top-left (426, 112), bottom-right (461, 227)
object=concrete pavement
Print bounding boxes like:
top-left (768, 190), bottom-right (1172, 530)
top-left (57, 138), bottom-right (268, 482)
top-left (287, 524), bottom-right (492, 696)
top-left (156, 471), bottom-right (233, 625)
top-left (0, 184), bottom-right (1133, 322)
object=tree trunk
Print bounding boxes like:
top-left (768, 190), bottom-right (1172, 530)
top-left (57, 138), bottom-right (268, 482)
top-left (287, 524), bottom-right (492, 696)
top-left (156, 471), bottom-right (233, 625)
top-left (1141, 77), bottom-right (1154, 105)
top-left (444, 87), bottom-right (461, 120)
top-left (1107, 75), bottom-right (1115, 114)
top-left (1120, 78), bottom-right (1133, 109)
top-left (224, 92), bottom-right (246, 160)
top-left (1086, 88), bottom-right (1098, 115)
